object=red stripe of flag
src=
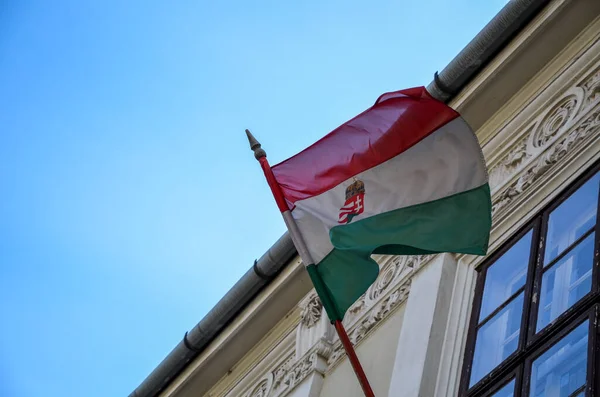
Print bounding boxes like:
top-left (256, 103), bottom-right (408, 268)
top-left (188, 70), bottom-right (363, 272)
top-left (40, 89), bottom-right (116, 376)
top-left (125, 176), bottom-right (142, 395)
top-left (271, 87), bottom-right (459, 206)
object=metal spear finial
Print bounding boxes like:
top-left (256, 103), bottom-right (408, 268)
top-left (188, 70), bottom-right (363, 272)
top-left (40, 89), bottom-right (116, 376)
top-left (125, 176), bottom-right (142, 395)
top-left (245, 129), bottom-right (266, 160)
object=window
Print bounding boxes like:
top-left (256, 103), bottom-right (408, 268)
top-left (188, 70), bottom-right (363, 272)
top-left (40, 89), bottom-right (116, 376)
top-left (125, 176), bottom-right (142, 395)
top-left (528, 321), bottom-right (588, 397)
top-left (492, 379), bottom-right (517, 397)
top-left (460, 164), bottom-right (600, 397)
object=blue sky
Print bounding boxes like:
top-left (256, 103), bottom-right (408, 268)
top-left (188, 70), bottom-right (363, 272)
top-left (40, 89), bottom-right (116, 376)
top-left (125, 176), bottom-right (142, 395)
top-left (0, 1), bottom-right (507, 396)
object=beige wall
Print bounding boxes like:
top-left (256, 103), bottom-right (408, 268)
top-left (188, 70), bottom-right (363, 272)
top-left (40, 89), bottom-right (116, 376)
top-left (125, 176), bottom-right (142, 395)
top-left (320, 306), bottom-right (405, 397)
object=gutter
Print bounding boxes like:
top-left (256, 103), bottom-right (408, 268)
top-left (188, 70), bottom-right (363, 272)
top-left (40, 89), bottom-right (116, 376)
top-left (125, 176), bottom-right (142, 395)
top-left (130, 1), bottom-right (550, 395)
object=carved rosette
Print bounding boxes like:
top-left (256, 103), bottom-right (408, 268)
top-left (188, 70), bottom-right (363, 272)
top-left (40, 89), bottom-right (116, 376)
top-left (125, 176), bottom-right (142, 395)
top-left (366, 255), bottom-right (426, 302)
top-left (531, 95), bottom-right (578, 148)
top-left (493, 106), bottom-right (600, 218)
top-left (368, 260), bottom-right (396, 301)
top-left (491, 65), bottom-right (600, 220)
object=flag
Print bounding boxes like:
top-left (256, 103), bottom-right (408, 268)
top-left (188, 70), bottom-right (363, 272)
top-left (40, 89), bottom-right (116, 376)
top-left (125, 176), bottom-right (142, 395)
top-left (271, 87), bottom-right (491, 320)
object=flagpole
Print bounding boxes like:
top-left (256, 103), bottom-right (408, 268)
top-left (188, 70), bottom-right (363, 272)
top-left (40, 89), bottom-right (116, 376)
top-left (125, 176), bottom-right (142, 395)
top-left (246, 129), bottom-right (376, 397)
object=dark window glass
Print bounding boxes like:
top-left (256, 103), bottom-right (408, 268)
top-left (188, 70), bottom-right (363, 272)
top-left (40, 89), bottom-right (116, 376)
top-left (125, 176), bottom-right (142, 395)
top-left (544, 173), bottom-right (599, 264)
top-left (529, 321), bottom-right (588, 397)
top-left (479, 231), bottom-right (531, 321)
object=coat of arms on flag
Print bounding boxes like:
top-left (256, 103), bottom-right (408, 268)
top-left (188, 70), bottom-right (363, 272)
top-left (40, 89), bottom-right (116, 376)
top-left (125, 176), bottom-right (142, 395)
top-left (339, 179), bottom-right (365, 224)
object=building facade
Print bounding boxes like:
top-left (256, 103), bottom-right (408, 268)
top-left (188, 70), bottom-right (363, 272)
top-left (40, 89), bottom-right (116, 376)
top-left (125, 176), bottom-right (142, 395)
top-left (136, 0), bottom-right (600, 396)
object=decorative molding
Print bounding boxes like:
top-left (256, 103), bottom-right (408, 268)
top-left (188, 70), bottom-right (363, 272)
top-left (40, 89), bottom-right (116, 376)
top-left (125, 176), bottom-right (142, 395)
top-left (345, 254), bottom-right (431, 325)
top-left (248, 380), bottom-right (268, 397)
top-left (582, 68), bottom-right (600, 108)
top-left (242, 374), bottom-right (273, 397)
top-left (532, 94), bottom-right (578, 148)
top-left (270, 352), bottom-right (295, 394)
top-left (488, 132), bottom-right (530, 189)
top-left (326, 254), bottom-right (432, 368)
top-left (281, 354), bottom-right (317, 393)
top-left (235, 253), bottom-right (435, 397)
top-left (300, 293), bottom-right (322, 328)
top-left (492, 105), bottom-right (599, 217)
top-left (268, 338), bottom-right (332, 397)
top-left (296, 292), bottom-right (334, 359)
top-left (489, 63), bottom-right (600, 220)
top-left (487, 87), bottom-right (582, 195)
top-left (328, 278), bottom-right (411, 367)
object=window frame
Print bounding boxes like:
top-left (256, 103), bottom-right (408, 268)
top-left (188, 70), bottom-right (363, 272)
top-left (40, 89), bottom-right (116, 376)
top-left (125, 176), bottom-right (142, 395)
top-left (521, 307), bottom-right (598, 397)
top-left (480, 368), bottom-right (522, 397)
top-left (459, 161), bottom-right (600, 397)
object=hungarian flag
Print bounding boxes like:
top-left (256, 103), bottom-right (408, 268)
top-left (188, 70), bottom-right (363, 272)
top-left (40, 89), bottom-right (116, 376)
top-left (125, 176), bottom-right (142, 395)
top-left (271, 87), bottom-right (491, 320)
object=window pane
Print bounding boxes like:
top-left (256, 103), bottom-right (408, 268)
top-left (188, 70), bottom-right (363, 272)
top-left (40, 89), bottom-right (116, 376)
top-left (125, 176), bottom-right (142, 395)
top-left (480, 231), bottom-right (532, 321)
top-left (530, 321), bottom-right (588, 397)
top-left (537, 234), bottom-right (595, 331)
top-left (491, 379), bottom-right (515, 397)
top-left (470, 293), bottom-right (524, 386)
top-left (545, 172), bottom-right (599, 264)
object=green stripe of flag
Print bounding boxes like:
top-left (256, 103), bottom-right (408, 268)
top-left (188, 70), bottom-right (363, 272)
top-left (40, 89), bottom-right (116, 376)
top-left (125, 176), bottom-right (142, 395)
top-left (313, 183), bottom-right (491, 320)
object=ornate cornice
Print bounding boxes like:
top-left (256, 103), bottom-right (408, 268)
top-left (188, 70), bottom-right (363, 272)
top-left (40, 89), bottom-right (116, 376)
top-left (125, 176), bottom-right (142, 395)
top-left (582, 68), bottom-right (600, 107)
top-left (265, 338), bottom-right (332, 397)
top-left (344, 254), bottom-right (431, 326)
top-left (327, 278), bottom-right (411, 366)
top-left (490, 64), bottom-right (600, 221)
top-left (242, 373), bottom-right (273, 397)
